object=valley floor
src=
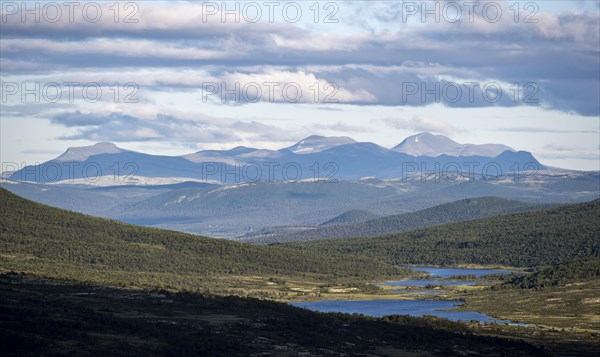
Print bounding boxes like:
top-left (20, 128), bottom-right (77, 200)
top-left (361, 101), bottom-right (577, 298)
top-left (460, 279), bottom-right (600, 356)
top-left (2, 273), bottom-right (599, 356)
top-left (1, 273), bottom-right (550, 357)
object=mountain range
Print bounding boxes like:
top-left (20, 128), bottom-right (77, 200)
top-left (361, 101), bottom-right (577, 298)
top-left (2, 132), bottom-right (598, 238)
top-left (7, 133), bottom-right (545, 184)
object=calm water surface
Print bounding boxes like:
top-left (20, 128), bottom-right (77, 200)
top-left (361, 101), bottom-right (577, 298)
top-left (403, 266), bottom-right (516, 278)
top-left (376, 279), bottom-right (476, 287)
top-left (291, 299), bottom-right (517, 324)
top-left (377, 266), bottom-right (517, 287)
top-left (291, 266), bottom-right (523, 324)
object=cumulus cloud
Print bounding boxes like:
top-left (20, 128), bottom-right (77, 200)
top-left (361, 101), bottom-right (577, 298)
top-left (217, 69), bottom-right (377, 104)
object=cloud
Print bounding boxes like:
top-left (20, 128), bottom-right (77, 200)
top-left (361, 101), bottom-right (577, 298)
top-left (0, 2), bottom-right (298, 40)
top-left (49, 111), bottom-right (297, 144)
top-left (50, 111), bottom-right (235, 142)
top-left (20, 149), bottom-right (63, 155)
top-left (1, 38), bottom-right (228, 60)
top-left (268, 33), bottom-right (367, 52)
top-left (1, 1), bottom-right (599, 115)
top-left (382, 115), bottom-right (458, 136)
top-left (538, 144), bottom-right (600, 161)
top-left (545, 144), bottom-right (584, 152)
top-left (218, 69), bottom-right (377, 104)
top-left (0, 103), bottom-right (75, 117)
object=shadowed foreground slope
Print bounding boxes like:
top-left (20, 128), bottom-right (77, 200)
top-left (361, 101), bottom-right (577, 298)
top-left (0, 274), bottom-right (549, 356)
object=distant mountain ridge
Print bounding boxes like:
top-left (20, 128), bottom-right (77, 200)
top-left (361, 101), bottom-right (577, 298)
top-left (47, 133), bottom-right (514, 162)
top-left (7, 133), bottom-right (545, 184)
top-left (3, 170), bottom-right (599, 238)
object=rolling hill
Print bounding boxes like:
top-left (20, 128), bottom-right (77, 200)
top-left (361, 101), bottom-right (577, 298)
top-left (284, 199), bottom-right (600, 267)
top-left (0, 188), bottom-right (406, 292)
top-left (320, 209), bottom-right (381, 226)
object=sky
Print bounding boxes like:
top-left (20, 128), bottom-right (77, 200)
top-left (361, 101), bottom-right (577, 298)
top-left (1, 0), bottom-right (599, 171)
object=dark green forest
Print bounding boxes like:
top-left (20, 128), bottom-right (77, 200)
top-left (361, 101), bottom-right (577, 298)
top-left (0, 188), bottom-right (406, 290)
top-left (501, 257), bottom-right (600, 289)
top-left (285, 199), bottom-right (600, 267)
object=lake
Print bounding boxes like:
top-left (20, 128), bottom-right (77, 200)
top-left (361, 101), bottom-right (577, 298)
top-left (376, 266), bottom-right (517, 287)
top-left (291, 266), bottom-right (523, 324)
top-left (403, 266), bottom-right (516, 278)
top-left (376, 279), bottom-right (476, 287)
top-left (291, 299), bottom-right (516, 324)
top-left (394, 289), bottom-right (445, 295)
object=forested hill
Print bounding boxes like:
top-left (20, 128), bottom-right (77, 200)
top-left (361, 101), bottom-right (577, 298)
top-left (502, 257), bottom-right (600, 289)
top-left (284, 199), bottom-right (600, 267)
top-left (320, 209), bottom-right (381, 226)
top-left (0, 188), bottom-right (404, 288)
top-left (244, 197), bottom-right (550, 244)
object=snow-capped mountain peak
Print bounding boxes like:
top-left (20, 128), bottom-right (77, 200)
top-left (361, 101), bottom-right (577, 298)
top-left (284, 135), bottom-right (357, 154)
top-left (392, 133), bottom-right (514, 157)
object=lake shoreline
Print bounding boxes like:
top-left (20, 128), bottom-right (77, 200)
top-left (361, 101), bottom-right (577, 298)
top-left (286, 266), bottom-right (524, 324)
